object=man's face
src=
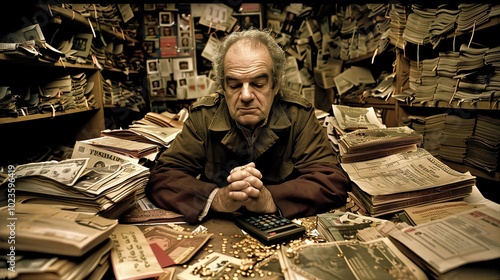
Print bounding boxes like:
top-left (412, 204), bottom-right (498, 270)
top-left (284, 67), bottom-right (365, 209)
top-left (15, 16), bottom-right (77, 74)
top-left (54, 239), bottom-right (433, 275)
top-left (223, 41), bottom-right (279, 130)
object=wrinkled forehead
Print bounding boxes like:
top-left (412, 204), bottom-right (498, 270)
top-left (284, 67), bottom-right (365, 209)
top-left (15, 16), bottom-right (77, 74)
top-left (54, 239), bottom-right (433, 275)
top-left (228, 38), bottom-right (268, 55)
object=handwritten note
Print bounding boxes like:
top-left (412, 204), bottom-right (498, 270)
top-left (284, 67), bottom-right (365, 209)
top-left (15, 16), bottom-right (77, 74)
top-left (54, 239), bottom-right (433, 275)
top-left (110, 224), bottom-right (164, 280)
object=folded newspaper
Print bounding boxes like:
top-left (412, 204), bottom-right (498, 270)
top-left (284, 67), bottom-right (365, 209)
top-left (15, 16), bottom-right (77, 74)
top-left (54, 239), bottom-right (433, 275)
top-left (388, 205), bottom-right (500, 278)
top-left (278, 238), bottom-right (428, 280)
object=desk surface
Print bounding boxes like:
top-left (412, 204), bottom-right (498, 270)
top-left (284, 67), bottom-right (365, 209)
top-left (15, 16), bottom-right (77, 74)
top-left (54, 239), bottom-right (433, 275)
top-left (163, 214), bottom-right (320, 280)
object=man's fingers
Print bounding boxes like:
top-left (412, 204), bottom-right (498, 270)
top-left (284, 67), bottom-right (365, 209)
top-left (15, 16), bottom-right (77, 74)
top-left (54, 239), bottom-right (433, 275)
top-left (228, 191), bottom-right (250, 201)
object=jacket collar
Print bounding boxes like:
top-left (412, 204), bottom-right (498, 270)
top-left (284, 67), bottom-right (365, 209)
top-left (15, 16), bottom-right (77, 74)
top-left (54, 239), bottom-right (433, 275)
top-left (209, 91), bottom-right (292, 158)
top-left (208, 91), bottom-right (291, 132)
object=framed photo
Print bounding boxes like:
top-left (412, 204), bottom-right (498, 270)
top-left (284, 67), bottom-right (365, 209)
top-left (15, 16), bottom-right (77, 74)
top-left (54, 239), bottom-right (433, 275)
top-left (178, 78), bottom-right (187, 87)
top-left (174, 57), bottom-right (193, 72)
top-left (179, 37), bottom-right (191, 48)
top-left (161, 26), bottom-right (174, 37)
top-left (145, 26), bottom-right (159, 38)
top-left (71, 33), bottom-right (92, 58)
top-left (159, 12), bottom-right (174, 26)
top-left (166, 81), bottom-right (177, 96)
top-left (147, 59), bottom-right (159, 73)
top-left (150, 77), bottom-right (162, 90)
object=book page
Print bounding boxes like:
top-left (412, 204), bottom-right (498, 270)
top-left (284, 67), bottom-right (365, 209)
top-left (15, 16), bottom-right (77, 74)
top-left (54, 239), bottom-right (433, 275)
top-left (389, 206), bottom-right (500, 275)
top-left (340, 148), bottom-right (475, 196)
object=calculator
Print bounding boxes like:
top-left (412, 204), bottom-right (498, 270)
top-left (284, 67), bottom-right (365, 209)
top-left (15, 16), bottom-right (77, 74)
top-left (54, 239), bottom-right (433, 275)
top-left (235, 213), bottom-right (306, 246)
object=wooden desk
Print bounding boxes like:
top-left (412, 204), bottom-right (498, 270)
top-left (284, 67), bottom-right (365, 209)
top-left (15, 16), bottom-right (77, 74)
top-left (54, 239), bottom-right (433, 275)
top-left (168, 214), bottom-right (320, 280)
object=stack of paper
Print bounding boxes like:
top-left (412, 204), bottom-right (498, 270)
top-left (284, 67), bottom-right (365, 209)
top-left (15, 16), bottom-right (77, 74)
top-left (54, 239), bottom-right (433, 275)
top-left (389, 206), bottom-right (500, 279)
top-left (338, 126), bottom-right (423, 163)
top-left (0, 203), bottom-right (118, 279)
top-left (13, 158), bottom-right (150, 219)
top-left (439, 114), bottom-right (476, 163)
top-left (464, 114), bottom-right (500, 173)
top-left (341, 148), bottom-right (476, 217)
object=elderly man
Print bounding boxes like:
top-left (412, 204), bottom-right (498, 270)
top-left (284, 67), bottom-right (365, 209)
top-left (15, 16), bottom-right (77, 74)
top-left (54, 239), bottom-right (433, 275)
top-left (146, 29), bottom-right (350, 224)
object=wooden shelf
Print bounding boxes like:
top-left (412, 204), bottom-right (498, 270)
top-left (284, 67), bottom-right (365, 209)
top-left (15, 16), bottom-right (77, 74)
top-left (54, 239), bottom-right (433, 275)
top-left (446, 16), bottom-right (500, 39)
top-left (398, 100), bottom-right (499, 111)
top-left (0, 107), bottom-right (99, 124)
top-left (39, 5), bottom-right (138, 44)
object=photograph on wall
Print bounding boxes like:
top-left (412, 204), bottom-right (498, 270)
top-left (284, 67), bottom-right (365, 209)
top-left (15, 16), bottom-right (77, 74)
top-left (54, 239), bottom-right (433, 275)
top-left (145, 25), bottom-right (159, 38)
top-left (159, 12), bottom-right (174, 26)
top-left (71, 33), bottom-right (92, 58)
top-left (143, 39), bottom-right (159, 57)
top-left (166, 81), bottom-right (177, 96)
top-left (147, 59), bottom-right (159, 74)
top-left (161, 26), bottom-right (175, 37)
top-left (173, 57), bottom-right (194, 78)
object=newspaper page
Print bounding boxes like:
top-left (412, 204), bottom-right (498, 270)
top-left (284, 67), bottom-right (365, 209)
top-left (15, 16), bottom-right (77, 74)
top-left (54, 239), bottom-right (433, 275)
top-left (278, 238), bottom-right (428, 280)
top-left (84, 136), bottom-right (159, 158)
top-left (340, 148), bottom-right (476, 196)
top-left (14, 158), bottom-right (89, 186)
top-left (389, 206), bottom-right (500, 276)
top-left (332, 105), bottom-right (386, 131)
top-left (402, 201), bottom-right (480, 226)
top-left (72, 140), bottom-right (139, 168)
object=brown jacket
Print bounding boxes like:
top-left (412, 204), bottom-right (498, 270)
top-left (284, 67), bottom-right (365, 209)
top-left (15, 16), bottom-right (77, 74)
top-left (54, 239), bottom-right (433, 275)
top-left (146, 89), bottom-right (350, 224)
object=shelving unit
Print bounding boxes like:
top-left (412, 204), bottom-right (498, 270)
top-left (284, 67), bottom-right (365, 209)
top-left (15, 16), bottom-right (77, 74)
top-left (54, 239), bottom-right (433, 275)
top-left (391, 10), bottom-right (500, 199)
top-left (0, 3), bottom-right (142, 166)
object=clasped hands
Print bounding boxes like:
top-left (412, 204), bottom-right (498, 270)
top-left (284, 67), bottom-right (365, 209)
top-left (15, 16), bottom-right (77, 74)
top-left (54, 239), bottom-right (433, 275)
top-left (211, 162), bottom-right (277, 214)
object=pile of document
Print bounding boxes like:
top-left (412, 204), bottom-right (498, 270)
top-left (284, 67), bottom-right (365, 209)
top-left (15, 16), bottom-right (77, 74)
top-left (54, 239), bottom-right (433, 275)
top-left (12, 157), bottom-right (149, 219)
top-left (0, 203), bottom-right (118, 279)
top-left (328, 105), bottom-right (423, 163)
top-left (341, 148), bottom-right (476, 217)
top-left (101, 109), bottom-right (187, 148)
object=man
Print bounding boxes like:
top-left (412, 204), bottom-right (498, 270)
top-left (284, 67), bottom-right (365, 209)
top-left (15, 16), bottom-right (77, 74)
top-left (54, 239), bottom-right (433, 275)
top-left (146, 29), bottom-right (350, 224)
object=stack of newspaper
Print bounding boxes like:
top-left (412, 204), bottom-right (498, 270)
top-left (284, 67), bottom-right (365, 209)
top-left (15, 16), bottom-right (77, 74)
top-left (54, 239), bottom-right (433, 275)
top-left (329, 105), bottom-right (423, 163)
top-left (101, 109), bottom-right (187, 148)
top-left (12, 157), bottom-right (149, 219)
top-left (0, 203), bottom-right (118, 279)
top-left (338, 126), bottom-right (422, 163)
top-left (341, 148), bottom-right (476, 217)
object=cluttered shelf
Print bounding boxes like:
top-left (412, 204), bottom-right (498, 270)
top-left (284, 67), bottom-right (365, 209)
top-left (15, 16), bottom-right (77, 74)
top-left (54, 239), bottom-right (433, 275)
top-left (398, 100), bottom-right (499, 111)
top-left (446, 15), bottom-right (500, 39)
top-left (0, 107), bottom-right (100, 124)
top-left (37, 4), bottom-right (138, 44)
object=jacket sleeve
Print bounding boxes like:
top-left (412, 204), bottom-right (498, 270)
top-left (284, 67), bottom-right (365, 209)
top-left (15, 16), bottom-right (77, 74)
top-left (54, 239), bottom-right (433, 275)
top-left (145, 116), bottom-right (217, 224)
top-left (268, 104), bottom-right (351, 218)
top-left (267, 162), bottom-right (350, 219)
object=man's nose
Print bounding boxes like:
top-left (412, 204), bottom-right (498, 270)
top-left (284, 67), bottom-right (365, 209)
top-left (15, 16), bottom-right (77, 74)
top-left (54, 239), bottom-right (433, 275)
top-left (241, 83), bottom-right (253, 101)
